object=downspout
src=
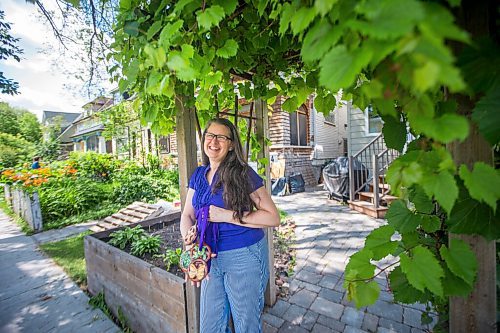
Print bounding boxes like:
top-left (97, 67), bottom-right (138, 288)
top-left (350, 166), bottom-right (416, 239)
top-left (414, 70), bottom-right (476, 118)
top-left (311, 96), bottom-right (317, 160)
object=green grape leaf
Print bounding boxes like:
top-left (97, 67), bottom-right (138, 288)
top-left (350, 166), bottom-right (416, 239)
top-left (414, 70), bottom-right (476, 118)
top-left (290, 7), bottom-right (316, 35)
top-left (314, 0), bottom-right (338, 16)
top-left (421, 170), bottom-right (458, 214)
top-left (413, 61), bottom-right (440, 92)
top-left (159, 20), bottom-right (184, 48)
top-left (385, 200), bottom-right (421, 233)
top-left (278, 3), bottom-right (294, 35)
top-left (459, 163), bottom-right (500, 212)
top-left (344, 249), bottom-right (376, 283)
top-left (214, 0), bottom-right (237, 15)
top-left (400, 245), bottom-right (444, 297)
top-left (471, 86), bottom-right (500, 146)
top-left (446, 0), bottom-right (461, 7)
top-left (205, 71), bottom-right (223, 86)
top-left (431, 114), bottom-right (469, 143)
top-left (196, 6), bottom-right (225, 31)
top-left (447, 181), bottom-right (500, 240)
top-left (381, 115), bottom-right (406, 152)
top-left (147, 20), bottom-right (163, 40)
top-left (364, 225), bottom-right (397, 260)
top-left (389, 266), bottom-right (430, 304)
top-left (442, 266), bottom-right (474, 296)
top-left (216, 39), bottom-right (239, 58)
top-left (124, 21), bottom-right (139, 36)
top-left (350, 0), bottom-right (424, 39)
top-left (301, 20), bottom-right (342, 64)
top-left (319, 46), bottom-right (373, 91)
top-left (409, 185), bottom-right (434, 214)
top-left (420, 215), bottom-right (441, 233)
top-left (348, 281), bottom-right (380, 308)
top-left (282, 96), bottom-right (299, 113)
top-left (314, 93), bottom-right (336, 115)
top-left (440, 238), bottom-right (477, 286)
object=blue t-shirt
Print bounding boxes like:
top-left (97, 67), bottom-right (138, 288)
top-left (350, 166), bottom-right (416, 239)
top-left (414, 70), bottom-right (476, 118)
top-left (188, 165), bottom-right (265, 252)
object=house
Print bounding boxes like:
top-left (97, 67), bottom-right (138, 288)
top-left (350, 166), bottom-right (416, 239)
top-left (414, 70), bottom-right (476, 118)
top-left (268, 96), bottom-right (348, 186)
top-left (60, 93), bottom-right (177, 166)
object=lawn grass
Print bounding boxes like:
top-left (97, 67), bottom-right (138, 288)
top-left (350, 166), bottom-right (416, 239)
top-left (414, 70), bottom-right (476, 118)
top-left (0, 198), bottom-right (33, 235)
top-left (40, 231), bottom-right (90, 289)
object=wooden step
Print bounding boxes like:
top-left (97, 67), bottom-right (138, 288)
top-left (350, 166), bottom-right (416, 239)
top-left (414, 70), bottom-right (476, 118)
top-left (90, 225), bottom-right (106, 233)
top-left (104, 216), bottom-right (129, 226)
top-left (96, 221), bottom-right (120, 230)
top-left (358, 192), bottom-right (398, 205)
top-left (348, 200), bottom-right (388, 219)
top-left (119, 209), bottom-right (148, 219)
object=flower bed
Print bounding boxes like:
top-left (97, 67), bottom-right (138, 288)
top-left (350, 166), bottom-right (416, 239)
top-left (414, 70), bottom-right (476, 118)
top-left (84, 211), bottom-right (196, 333)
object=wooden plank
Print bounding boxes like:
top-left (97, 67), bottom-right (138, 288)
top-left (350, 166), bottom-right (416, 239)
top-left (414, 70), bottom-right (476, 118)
top-left (175, 96), bottom-right (200, 333)
top-left (97, 221), bottom-right (120, 230)
top-left (255, 98), bottom-right (277, 307)
top-left (112, 212), bottom-right (140, 222)
top-left (120, 209), bottom-right (148, 219)
top-left (104, 216), bottom-right (129, 226)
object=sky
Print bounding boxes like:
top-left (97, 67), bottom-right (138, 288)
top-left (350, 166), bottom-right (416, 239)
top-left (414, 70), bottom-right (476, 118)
top-left (0, 0), bottom-right (109, 119)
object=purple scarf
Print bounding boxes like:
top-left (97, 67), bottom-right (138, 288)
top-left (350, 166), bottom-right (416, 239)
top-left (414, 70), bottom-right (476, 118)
top-left (195, 205), bottom-right (218, 272)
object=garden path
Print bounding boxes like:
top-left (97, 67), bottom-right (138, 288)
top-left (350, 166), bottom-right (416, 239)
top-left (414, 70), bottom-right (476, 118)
top-left (0, 210), bottom-right (119, 333)
top-left (263, 185), bottom-right (435, 333)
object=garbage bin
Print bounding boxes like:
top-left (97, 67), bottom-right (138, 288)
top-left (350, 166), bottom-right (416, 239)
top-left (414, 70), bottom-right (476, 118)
top-left (322, 157), bottom-right (368, 202)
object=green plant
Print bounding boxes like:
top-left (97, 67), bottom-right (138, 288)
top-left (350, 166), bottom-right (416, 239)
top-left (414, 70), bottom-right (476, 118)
top-left (156, 248), bottom-right (182, 271)
top-left (38, 178), bottom-right (111, 222)
top-left (112, 172), bottom-right (179, 205)
top-left (130, 235), bottom-right (162, 257)
top-left (67, 151), bottom-right (121, 181)
top-left (108, 225), bottom-right (146, 250)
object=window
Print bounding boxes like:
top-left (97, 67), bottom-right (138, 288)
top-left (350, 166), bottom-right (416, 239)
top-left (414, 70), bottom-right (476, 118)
top-left (324, 112), bottom-right (335, 125)
top-left (86, 135), bottom-right (99, 151)
top-left (159, 136), bottom-right (170, 154)
top-left (366, 105), bottom-right (383, 135)
top-left (290, 108), bottom-right (308, 146)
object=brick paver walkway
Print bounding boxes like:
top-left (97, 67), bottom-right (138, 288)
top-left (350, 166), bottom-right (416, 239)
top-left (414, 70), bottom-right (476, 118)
top-left (263, 186), bottom-right (435, 333)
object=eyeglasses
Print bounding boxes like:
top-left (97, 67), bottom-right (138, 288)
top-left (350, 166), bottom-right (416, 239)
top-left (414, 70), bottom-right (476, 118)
top-left (205, 132), bottom-right (232, 142)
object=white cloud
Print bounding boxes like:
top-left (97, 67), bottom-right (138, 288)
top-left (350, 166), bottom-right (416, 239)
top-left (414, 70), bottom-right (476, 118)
top-left (0, 0), bottom-right (111, 119)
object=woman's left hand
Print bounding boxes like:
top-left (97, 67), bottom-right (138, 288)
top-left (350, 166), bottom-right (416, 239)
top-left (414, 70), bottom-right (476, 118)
top-left (208, 205), bottom-right (232, 223)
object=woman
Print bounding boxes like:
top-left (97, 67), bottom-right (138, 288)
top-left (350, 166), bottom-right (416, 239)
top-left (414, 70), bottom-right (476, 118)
top-left (180, 118), bottom-right (280, 333)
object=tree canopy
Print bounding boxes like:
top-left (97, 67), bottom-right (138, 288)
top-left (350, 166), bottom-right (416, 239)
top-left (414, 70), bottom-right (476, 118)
top-left (0, 10), bottom-right (23, 95)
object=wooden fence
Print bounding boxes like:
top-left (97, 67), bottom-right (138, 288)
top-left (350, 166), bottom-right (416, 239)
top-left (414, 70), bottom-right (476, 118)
top-left (2, 184), bottom-right (43, 232)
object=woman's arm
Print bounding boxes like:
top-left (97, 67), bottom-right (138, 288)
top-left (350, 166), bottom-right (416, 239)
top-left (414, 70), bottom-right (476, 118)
top-left (209, 186), bottom-right (280, 228)
top-left (180, 188), bottom-right (197, 240)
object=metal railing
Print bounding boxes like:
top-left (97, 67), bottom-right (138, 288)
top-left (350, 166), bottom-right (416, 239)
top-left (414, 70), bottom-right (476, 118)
top-left (349, 133), bottom-right (400, 207)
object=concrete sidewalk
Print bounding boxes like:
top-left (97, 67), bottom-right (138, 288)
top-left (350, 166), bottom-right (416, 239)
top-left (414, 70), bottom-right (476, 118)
top-left (263, 186), bottom-right (435, 333)
top-left (0, 210), bottom-right (119, 333)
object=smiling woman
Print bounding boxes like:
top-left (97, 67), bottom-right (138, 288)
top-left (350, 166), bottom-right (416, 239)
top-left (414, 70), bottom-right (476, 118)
top-left (180, 117), bottom-right (279, 333)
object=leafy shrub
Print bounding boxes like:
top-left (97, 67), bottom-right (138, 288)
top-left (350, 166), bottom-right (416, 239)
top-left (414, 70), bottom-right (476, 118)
top-left (0, 132), bottom-right (35, 168)
top-left (130, 235), bottom-right (162, 256)
top-left (112, 170), bottom-right (179, 205)
top-left (67, 151), bottom-right (121, 181)
top-left (38, 178), bottom-right (112, 222)
top-left (109, 226), bottom-right (146, 249)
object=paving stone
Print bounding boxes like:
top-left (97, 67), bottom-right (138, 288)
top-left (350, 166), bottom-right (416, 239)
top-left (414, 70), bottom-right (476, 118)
top-left (267, 300), bottom-right (291, 317)
top-left (403, 307), bottom-right (423, 328)
top-left (361, 312), bottom-right (379, 332)
top-left (317, 315), bottom-right (346, 332)
top-left (378, 318), bottom-right (411, 333)
top-left (301, 310), bottom-right (319, 330)
top-left (263, 312), bottom-right (285, 328)
top-left (321, 263), bottom-right (345, 278)
top-left (341, 307), bottom-right (364, 328)
top-left (318, 274), bottom-right (341, 290)
top-left (278, 322), bottom-right (309, 333)
top-left (410, 328), bottom-right (426, 333)
top-left (295, 269), bottom-right (323, 284)
top-left (318, 288), bottom-right (343, 303)
top-left (311, 323), bottom-right (338, 333)
top-left (378, 290), bottom-right (394, 302)
top-left (283, 304), bottom-right (308, 325)
top-left (289, 288), bottom-right (318, 309)
top-left (263, 321), bottom-right (279, 333)
top-left (366, 300), bottom-right (403, 322)
top-left (302, 281), bottom-right (322, 293)
top-left (344, 326), bottom-right (369, 333)
top-left (310, 297), bottom-right (344, 320)
top-left (289, 279), bottom-right (301, 294)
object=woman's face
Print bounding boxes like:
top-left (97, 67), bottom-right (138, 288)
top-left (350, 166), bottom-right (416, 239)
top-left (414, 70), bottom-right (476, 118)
top-left (203, 123), bottom-right (234, 165)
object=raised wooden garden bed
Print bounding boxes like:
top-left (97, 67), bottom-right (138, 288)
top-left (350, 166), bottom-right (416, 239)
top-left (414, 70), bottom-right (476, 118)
top-left (84, 211), bottom-right (197, 333)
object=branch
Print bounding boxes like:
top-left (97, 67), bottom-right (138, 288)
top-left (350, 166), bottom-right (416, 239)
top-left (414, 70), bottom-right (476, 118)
top-left (345, 260), bottom-right (400, 283)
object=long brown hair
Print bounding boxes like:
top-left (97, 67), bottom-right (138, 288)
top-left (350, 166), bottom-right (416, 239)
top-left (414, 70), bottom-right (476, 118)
top-left (201, 118), bottom-right (255, 223)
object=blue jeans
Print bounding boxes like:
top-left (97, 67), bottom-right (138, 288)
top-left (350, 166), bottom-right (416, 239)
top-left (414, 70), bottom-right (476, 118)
top-left (200, 236), bottom-right (269, 333)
